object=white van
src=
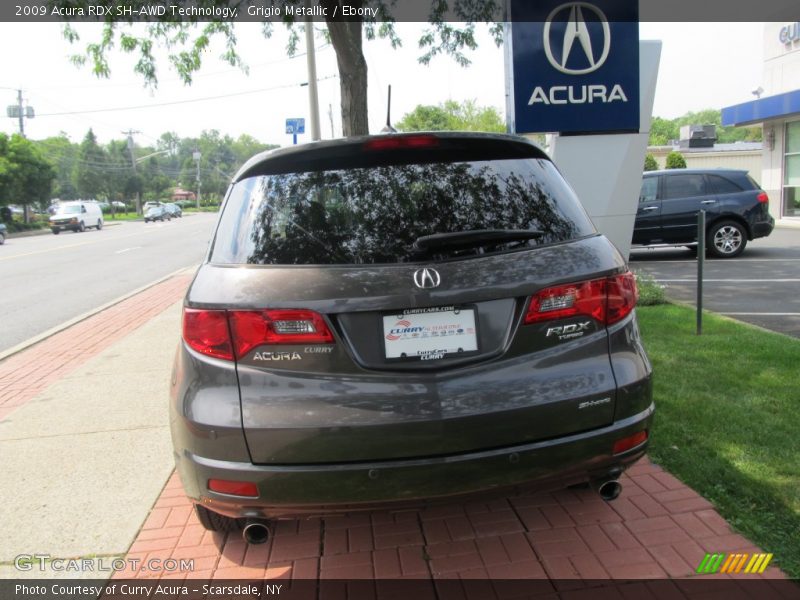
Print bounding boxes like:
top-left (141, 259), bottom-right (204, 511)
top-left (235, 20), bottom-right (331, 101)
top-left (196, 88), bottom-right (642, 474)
top-left (49, 201), bottom-right (104, 234)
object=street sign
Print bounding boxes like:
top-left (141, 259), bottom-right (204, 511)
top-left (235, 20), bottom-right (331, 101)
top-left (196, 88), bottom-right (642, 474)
top-left (507, 0), bottom-right (639, 134)
top-left (285, 118), bottom-right (306, 134)
top-left (6, 105), bottom-right (19, 118)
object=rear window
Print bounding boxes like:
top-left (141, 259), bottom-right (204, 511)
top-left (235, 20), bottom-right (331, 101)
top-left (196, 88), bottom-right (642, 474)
top-left (707, 175), bottom-right (743, 195)
top-left (210, 158), bottom-right (595, 265)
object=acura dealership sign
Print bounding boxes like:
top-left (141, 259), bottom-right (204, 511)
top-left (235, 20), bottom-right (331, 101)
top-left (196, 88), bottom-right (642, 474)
top-left (507, 0), bottom-right (639, 134)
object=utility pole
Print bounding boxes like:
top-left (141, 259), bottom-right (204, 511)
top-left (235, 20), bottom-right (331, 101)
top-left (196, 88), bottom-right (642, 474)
top-left (17, 89), bottom-right (24, 137)
top-left (192, 149), bottom-right (201, 210)
top-left (304, 1), bottom-right (321, 141)
top-left (123, 129), bottom-right (142, 214)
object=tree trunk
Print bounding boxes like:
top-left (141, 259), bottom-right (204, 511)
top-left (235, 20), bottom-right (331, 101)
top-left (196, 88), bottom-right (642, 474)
top-left (324, 7), bottom-right (369, 137)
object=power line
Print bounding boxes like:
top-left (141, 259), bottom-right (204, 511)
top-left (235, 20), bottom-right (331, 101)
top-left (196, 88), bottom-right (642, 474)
top-left (33, 75), bottom-right (338, 117)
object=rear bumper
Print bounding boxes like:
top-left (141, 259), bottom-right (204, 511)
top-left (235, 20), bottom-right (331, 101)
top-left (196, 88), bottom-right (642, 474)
top-left (176, 403), bottom-right (654, 519)
top-left (752, 216), bottom-right (774, 239)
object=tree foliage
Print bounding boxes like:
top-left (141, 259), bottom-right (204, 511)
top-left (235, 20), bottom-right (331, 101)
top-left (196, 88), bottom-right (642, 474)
top-left (0, 134), bottom-right (56, 216)
top-left (649, 109), bottom-right (762, 146)
top-left (396, 100), bottom-right (505, 133)
top-left (665, 151), bottom-right (687, 169)
top-left (55, 0), bottom-right (503, 136)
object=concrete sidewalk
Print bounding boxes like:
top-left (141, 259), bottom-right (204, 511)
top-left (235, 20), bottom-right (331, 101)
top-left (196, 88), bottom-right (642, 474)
top-left (0, 275), bottom-right (190, 578)
top-left (0, 273), bottom-right (792, 587)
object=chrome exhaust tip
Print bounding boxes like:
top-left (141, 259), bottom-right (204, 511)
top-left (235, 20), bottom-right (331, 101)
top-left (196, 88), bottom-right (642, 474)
top-left (242, 520), bottom-right (271, 545)
top-left (596, 479), bottom-right (622, 501)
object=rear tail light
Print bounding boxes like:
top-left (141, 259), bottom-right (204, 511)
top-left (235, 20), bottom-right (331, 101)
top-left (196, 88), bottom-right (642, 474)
top-left (182, 309), bottom-right (234, 361)
top-left (228, 309), bottom-right (334, 358)
top-left (524, 272), bottom-right (637, 326)
top-left (208, 479), bottom-right (259, 497)
top-left (612, 430), bottom-right (648, 455)
top-left (757, 192), bottom-right (769, 204)
top-left (182, 308), bottom-right (334, 361)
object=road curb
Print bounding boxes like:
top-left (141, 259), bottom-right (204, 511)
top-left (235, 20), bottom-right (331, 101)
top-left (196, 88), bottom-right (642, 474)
top-left (0, 265), bottom-right (197, 363)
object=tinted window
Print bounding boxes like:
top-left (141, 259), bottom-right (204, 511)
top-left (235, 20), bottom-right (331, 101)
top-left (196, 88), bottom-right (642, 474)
top-left (211, 158), bottom-right (595, 265)
top-left (640, 177), bottom-right (658, 203)
top-left (707, 175), bottom-right (743, 195)
top-left (662, 174), bottom-right (706, 200)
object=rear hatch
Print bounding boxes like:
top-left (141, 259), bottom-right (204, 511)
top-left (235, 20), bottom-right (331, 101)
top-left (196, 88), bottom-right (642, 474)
top-left (189, 134), bottom-right (633, 464)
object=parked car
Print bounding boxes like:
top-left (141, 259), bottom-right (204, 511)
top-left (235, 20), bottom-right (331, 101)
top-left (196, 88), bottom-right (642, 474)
top-left (633, 169), bottom-right (774, 258)
top-left (164, 203), bottom-right (182, 218)
top-left (0, 223), bottom-right (6, 245)
top-left (49, 201), bottom-right (104, 234)
top-left (170, 133), bottom-right (653, 542)
top-left (144, 205), bottom-right (170, 223)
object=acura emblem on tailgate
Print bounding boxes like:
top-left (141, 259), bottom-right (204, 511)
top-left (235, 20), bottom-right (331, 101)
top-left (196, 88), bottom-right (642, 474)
top-left (413, 268), bottom-right (441, 289)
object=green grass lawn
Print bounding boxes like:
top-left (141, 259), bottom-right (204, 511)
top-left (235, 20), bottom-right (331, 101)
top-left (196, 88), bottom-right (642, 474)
top-left (637, 304), bottom-right (800, 578)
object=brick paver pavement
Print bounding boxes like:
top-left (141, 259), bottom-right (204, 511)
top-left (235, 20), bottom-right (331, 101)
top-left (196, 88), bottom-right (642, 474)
top-left (114, 459), bottom-right (790, 585)
top-left (0, 273), bottom-right (192, 421)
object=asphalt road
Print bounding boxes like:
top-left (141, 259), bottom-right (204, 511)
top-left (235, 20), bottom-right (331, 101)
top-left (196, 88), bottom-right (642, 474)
top-left (0, 213), bottom-right (218, 353)
top-left (630, 226), bottom-right (800, 337)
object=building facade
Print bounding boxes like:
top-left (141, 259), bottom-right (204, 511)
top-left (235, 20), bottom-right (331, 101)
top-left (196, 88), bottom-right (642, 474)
top-left (722, 23), bottom-right (800, 224)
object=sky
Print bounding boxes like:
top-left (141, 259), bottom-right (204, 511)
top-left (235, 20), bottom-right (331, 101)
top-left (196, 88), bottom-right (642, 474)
top-left (0, 21), bottom-right (765, 147)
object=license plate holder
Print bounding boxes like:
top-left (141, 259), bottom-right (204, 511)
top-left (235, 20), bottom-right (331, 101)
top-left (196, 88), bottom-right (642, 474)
top-left (382, 306), bottom-right (479, 362)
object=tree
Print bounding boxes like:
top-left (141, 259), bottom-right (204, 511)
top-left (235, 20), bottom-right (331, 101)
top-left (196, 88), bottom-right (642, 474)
top-left (396, 100), bottom-right (505, 133)
top-left (643, 153), bottom-right (658, 171)
top-left (665, 151), bottom-right (687, 169)
top-left (0, 134), bottom-right (56, 221)
top-left (36, 134), bottom-right (80, 200)
top-left (59, 1), bottom-right (503, 136)
top-left (75, 129), bottom-right (107, 199)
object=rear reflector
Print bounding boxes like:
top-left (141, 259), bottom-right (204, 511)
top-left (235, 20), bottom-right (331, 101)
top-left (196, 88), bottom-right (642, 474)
top-left (182, 308), bottom-right (234, 361)
top-left (757, 192), bottom-right (769, 204)
top-left (208, 479), bottom-right (259, 497)
top-left (183, 308), bottom-right (334, 361)
top-left (364, 135), bottom-right (439, 151)
top-left (612, 430), bottom-right (648, 455)
top-left (524, 272), bottom-right (637, 326)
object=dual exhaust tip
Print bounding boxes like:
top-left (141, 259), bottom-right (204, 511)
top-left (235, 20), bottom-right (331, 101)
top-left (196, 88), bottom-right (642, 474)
top-left (240, 480), bottom-right (622, 545)
top-left (242, 520), bottom-right (272, 545)
top-left (595, 479), bottom-right (622, 501)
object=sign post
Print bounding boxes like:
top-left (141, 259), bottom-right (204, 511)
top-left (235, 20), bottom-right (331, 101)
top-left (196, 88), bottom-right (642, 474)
top-left (285, 118), bottom-right (306, 145)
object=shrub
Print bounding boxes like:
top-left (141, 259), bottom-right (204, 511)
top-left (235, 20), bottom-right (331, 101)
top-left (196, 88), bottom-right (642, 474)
top-left (635, 271), bottom-right (667, 306)
top-left (665, 151), bottom-right (687, 169)
top-left (644, 153), bottom-right (658, 171)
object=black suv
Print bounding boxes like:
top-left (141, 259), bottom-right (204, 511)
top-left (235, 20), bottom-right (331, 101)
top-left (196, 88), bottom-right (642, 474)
top-left (170, 133), bottom-right (654, 543)
top-left (633, 168), bottom-right (774, 257)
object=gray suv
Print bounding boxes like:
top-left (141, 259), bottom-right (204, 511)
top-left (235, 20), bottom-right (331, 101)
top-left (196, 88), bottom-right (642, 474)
top-left (170, 133), bottom-right (653, 543)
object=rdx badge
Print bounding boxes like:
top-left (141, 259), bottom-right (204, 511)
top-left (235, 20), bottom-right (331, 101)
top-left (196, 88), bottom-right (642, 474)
top-left (254, 351), bottom-right (302, 361)
top-left (545, 321), bottom-right (591, 340)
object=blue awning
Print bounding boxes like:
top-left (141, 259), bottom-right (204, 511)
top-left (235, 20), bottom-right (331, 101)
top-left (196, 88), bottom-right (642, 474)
top-left (722, 89), bottom-right (800, 127)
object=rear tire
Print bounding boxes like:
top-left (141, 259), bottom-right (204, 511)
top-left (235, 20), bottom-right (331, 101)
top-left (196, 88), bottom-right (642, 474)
top-left (708, 220), bottom-right (747, 258)
top-left (52, 229), bottom-right (60, 235)
top-left (194, 505), bottom-right (239, 533)
top-left (0, 232), bottom-right (4, 245)
top-left (96, 220), bottom-right (102, 230)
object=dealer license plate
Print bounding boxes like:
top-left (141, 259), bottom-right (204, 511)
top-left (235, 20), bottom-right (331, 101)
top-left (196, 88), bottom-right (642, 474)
top-left (382, 306), bottom-right (478, 361)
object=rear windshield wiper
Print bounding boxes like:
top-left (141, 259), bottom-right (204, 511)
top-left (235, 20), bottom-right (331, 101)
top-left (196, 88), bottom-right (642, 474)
top-left (413, 229), bottom-right (543, 253)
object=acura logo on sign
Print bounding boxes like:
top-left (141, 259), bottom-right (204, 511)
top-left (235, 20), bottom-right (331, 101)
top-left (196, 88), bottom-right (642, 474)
top-left (413, 268), bottom-right (441, 289)
top-left (543, 2), bottom-right (611, 75)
